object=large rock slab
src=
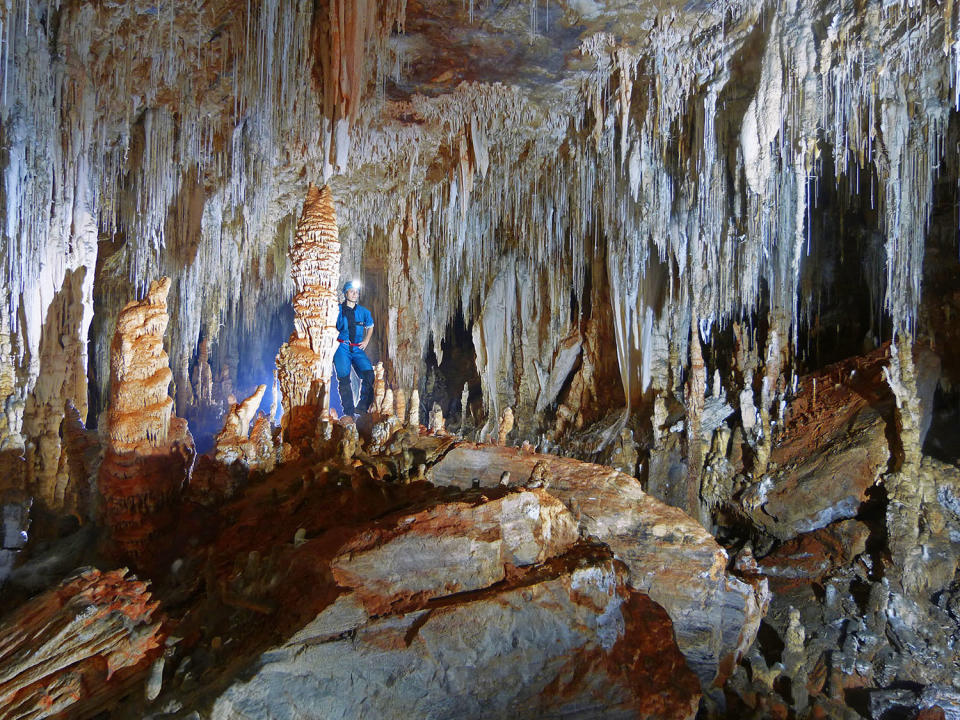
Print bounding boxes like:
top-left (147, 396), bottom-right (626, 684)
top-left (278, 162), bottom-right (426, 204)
top-left (212, 550), bottom-right (701, 720)
top-left (744, 347), bottom-right (893, 540)
top-left (427, 445), bottom-right (768, 689)
top-left (330, 489), bottom-right (579, 613)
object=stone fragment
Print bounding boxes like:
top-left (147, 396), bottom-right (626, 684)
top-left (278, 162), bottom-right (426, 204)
top-left (0, 568), bottom-right (164, 719)
top-left (427, 444), bottom-right (768, 689)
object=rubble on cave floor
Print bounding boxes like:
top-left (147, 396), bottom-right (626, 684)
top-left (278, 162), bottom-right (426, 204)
top-left (710, 347), bottom-right (960, 720)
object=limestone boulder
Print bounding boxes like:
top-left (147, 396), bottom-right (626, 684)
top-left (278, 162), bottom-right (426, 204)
top-left (212, 549), bottom-right (701, 720)
top-left (427, 444), bottom-right (768, 689)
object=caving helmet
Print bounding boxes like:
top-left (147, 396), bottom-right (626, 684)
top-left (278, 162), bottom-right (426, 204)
top-left (343, 279), bottom-right (361, 294)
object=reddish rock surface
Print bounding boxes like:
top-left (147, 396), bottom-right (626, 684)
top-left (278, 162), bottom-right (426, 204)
top-left (68, 441), bottom-right (710, 719)
top-left (757, 519), bottom-right (870, 592)
top-left (0, 569), bottom-right (164, 720)
top-left (742, 346), bottom-right (893, 540)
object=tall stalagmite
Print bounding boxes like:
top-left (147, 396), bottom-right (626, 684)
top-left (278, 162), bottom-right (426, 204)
top-left (98, 278), bottom-right (194, 565)
top-left (276, 184), bottom-right (340, 442)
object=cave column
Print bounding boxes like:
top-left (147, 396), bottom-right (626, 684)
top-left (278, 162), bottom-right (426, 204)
top-left (883, 328), bottom-right (928, 590)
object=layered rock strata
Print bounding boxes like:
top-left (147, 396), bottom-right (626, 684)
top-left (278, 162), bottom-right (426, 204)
top-left (276, 184), bottom-right (341, 442)
top-left (98, 278), bottom-right (194, 565)
top-left (738, 344), bottom-right (939, 542)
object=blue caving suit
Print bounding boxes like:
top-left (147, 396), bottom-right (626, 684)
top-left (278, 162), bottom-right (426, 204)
top-left (334, 302), bottom-right (375, 416)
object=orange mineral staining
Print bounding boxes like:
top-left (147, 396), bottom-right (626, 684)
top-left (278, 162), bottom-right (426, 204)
top-left (276, 185), bottom-right (341, 444)
top-left (98, 278), bottom-right (195, 566)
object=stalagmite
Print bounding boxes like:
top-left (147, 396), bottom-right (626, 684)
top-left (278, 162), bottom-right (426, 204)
top-left (98, 278), bottom-right (194, 566)
top-left (191, 339), bottom-right (215, 406)
top-left (21, 269), bottom-right (89, 518)
top-left (0, 309), bottom-right (18, 452)
top-left (408, 389), bottom-right (420, 428)
top-left (754, 317), bottom-right (786, 477)
top-left (652, 395), bottom-right (668, 446)
top-left (394, 388), bottom-right (407, 425)
top-left (372, 363), bottom-right (386, 414)
top-left (739, 372), bottom-right (759, 438)
top-left (460, 382), bottom-right (470, 433)
top-left (686, 317), bottom-right (707, 519)
top-left (497, 406), bottom-right (514, 446)
top-left (214, 384), bottom-right (267, 467)
top-left (428, 403), bottom-right (445, 435)
top-left (381, 388), bottom-right (394, 419)
top-left (883, 332), bottom-right (928, 591)
top-left (276, 185), bottom-right (341, 443)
